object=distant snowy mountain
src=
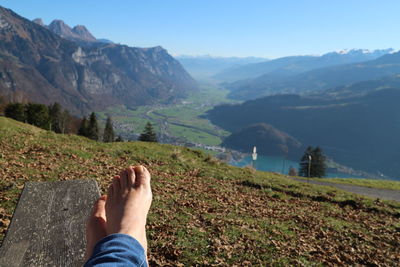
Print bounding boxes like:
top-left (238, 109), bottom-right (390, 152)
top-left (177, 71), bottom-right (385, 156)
top-left (333, 48), bottom-right (396, 55)
top-left (225, 49), bottom-right (400, 100)
top-left (215, 48), bottom-right (395, 83)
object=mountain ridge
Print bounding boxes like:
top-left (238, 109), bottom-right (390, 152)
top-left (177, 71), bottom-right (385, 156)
top-left (208, 88), bottom-right (400, 178)
top-left (226, 50), bottom-right (400, 100)
top-left (215, 48), bottom-right (394, 83)
top-left (0, 6), bottom-right (197, 115)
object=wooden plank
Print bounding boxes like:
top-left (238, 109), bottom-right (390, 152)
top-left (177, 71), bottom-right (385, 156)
top-left (0, 180), bottom-right (100, 267)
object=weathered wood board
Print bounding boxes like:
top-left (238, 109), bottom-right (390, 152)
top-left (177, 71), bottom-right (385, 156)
top-left (0, 180), bottom-right (100, 267)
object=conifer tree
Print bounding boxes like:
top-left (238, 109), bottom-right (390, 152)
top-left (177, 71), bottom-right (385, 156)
top-left (87, 112), bottom-right (99, 141)
top-left (78, 117), bottom-right (88, 137)
top-left (299, 146), bottom-right (326, 178)
top-left (103, 116), bottom-right (115, 142)
top-left (4, 103), bottom-right (26, 122)
top-left (138, 122), bottom-right (158, 142)
top-left (49, 102), bottom-right (62, 133)
top-left (312, 146), bottom-right (326, 177)
top-left (0, 95), bottom-right (7, 115)
top-left (26, 103), bottom-right (50, 129)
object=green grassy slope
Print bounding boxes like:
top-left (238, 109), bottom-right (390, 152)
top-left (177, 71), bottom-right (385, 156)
top-left (295, 177), bottom-right (400, 191)
top-left (0, 117), bottom-right (399, 265)
top-left (97, 85), bottom-right (234, 146)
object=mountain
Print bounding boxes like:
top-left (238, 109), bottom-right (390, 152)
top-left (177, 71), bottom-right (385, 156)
top-left (97, 38), bottom-right (113, 44)
top-left (47, 19), bottom-right (97, 43)
top-left (215, 49), bottom-right (394, 83)
top-left (208, 89), bottom-right (400, 178)
top-left (223, 123), bottom-right (303, 159)
top-left (34, 18), bottom-right (113, 45)
top-left (0, 6), bottom-right (197, 115)
top-left (176, 55), bottom-right (267, 80)
top-left (32, 18), bottom-right (44, 26)
top-left (47, 19), bottom-right (98, 43)
top-left (226, 49), bottom-right (400, 100)
top-left (313, 74), bottom-right (400, 99)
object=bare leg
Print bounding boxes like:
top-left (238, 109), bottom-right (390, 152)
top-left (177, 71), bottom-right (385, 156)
top-left (84, 195), bottom-right (107, 261)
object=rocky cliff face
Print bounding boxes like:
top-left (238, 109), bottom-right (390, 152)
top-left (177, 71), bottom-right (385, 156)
top-left (47, 20), bottom-right (98, 43)
top-left (0, 6), bottom-right (197, 115)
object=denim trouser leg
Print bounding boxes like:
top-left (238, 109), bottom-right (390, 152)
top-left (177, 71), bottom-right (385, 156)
top-left (84, 234), bottom-right (147, 267)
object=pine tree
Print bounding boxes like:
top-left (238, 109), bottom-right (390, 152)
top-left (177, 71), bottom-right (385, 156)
top-left (103, 116), bottom-right (115, 142)
top-left (312, 146), bottom-right (326, 178)
top-left (87, 112), bottom-right (99, 141)
top-left (138, 122), bottom-right (158, 142)
top-left (26, 103), bottom-right (50, 129)
top-left (4, 103), bottom-right (26, 122)
top-left (78, 117), bottom-right (88, 137)
top-left (49, 102), bottom-right (62, 133)
top-left (0, 95), bottom-right (7, 115)
top-left (298, 146), bottom-right (326, 178)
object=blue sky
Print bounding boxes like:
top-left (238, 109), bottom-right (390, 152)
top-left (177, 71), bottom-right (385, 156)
top-left (1, 0), bottom-right (399, 58)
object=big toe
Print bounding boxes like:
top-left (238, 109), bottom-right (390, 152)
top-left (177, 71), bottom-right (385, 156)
top-left (134, 165), bottom-right (151, 188)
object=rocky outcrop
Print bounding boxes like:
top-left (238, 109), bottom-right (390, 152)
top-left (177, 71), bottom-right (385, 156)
top-left (0, 6), bottom-right (197, 115)
top-left (32, 18), bottom-right (44, 26)
top-left (71, 25), bottom-right (97, 42)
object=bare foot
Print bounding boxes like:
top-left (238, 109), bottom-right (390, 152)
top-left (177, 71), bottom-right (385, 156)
top-left (85, 195), bottom-right (108, 261)
top-left (105, 165), bottom-right (153, 252)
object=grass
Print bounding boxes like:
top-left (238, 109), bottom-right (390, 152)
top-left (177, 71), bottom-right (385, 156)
top-left (0, 117), bottom-right (399, 265)
top-left (96, 84), bottom-right (234, 146)
top-left (294, 176), bottom-right (400, 190)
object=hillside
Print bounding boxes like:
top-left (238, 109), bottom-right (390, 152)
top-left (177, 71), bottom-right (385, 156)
top-left (222, 123), bottom-right (303, 159)
top-left (215, 49), bottom-right (393, 83)
top-left (0, 6), bottom-right (197, 115)
top-left (225, 50), bottom-right (400, 100)
top-left (0, 117), bottom-right (399, 265)
top-left (208, 89), bottom-right (400, 178)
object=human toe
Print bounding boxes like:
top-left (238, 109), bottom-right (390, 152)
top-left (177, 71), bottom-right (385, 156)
top-left (134, 165), bottom-right (151, 188)
top-left (92, 195), bottom-right (107, 218)
top-left (112, 176), bottom-right (121, 195)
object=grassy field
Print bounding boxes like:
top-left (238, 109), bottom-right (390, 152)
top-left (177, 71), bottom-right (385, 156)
top-left (295, 176), bottom-right (400, 190)
top-left (97, 85), bottom-right (234, 146)
top-left (1, 117), bottom-right (399, 265)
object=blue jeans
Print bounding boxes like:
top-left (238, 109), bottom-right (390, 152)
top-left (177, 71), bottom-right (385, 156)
top-left (85, 234), bottom-right (147, 267)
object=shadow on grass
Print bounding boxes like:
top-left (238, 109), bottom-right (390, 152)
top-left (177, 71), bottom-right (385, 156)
top-left (239, 180), bottom-right (400, 218)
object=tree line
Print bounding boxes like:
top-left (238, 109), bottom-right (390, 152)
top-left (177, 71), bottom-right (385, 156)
top-left (4, 102), bottom-right (77, 134)
top-left (2, 101), bottom-right (158, 143)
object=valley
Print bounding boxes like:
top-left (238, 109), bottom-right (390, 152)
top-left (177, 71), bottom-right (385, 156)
top-left (97, 83), bottom-right (235, 147)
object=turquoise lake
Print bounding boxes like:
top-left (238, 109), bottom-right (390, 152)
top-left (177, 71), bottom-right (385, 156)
top-left (230, 155), bottom-right (365, 179)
